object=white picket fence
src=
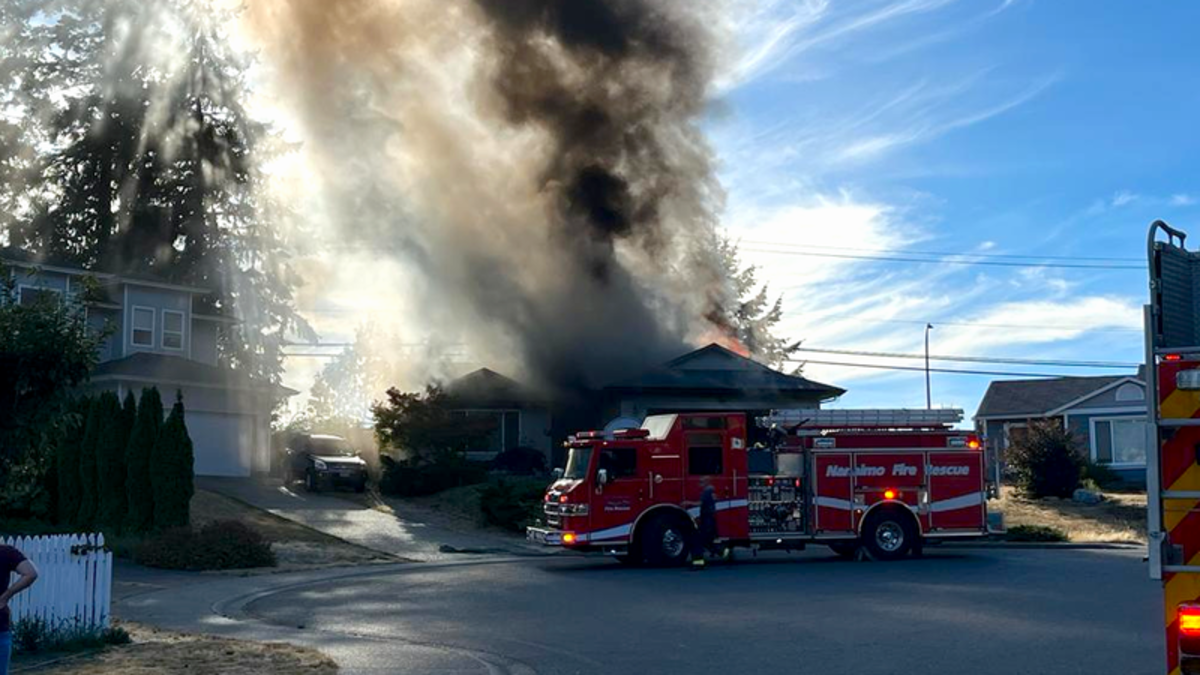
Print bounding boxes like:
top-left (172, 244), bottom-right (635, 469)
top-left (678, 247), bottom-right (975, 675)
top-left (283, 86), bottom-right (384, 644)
top-left (2, 534), bottom-right (112, 630)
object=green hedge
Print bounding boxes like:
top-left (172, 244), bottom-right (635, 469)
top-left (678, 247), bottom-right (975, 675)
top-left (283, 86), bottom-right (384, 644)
top-left (379, 450), bottom-right (488, 497)
top-left (479, 478), bottom-right (546, 532)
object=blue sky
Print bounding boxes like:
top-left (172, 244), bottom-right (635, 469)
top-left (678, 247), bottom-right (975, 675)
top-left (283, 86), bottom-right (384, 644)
top-left (711, 0), bottom-right (1200, 414)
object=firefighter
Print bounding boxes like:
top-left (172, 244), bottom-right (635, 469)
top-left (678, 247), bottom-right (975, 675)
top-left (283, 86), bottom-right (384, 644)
top-left (691, 481), bottom-right (718, 570)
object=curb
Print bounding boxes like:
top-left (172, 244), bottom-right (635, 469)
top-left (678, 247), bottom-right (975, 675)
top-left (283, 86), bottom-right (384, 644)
top-left (936, 540), bottom-right (1144, 551)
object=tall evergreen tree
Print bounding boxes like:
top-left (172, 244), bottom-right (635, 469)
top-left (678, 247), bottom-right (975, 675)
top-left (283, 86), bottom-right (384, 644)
top-left (151, 391), bottom-right (194, 530)
top-left (715, 236), bottom-right (798, 369)
top-left (2, 0), bottom-right (313, 387)
top-left (120, 390), bottom-right (137, 447)
top-left (94, 391), bottom-right (127, 530)
top-left (125, 387), bottom-right (162, 534)
top-left (55, 396), bottom-right (91, 525)
top-left (76, 395), bottom-right (104, 526)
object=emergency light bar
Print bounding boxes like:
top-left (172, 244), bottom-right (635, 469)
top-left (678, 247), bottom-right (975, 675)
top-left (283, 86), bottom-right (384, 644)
top-left (759, 408), bottom-right (964, 429)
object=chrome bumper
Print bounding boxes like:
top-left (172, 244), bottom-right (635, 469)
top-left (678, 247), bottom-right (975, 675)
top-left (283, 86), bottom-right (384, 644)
top-left (526, 527), bottom-right (564, 546)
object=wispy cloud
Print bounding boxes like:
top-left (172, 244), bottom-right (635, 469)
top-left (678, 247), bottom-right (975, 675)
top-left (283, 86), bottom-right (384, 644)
top-left (1172, 193), bottom-right (1197, 207)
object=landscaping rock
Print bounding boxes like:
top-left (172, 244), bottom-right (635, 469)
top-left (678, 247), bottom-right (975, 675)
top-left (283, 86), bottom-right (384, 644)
top-left (1072, 488), bottom-right (1104, 505)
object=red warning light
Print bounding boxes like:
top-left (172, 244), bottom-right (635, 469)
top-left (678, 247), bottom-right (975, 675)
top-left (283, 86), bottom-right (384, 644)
top-left (1180, 605), bottom-right (1200, 635)
top-left (1166, 354), bottom-right (1184, 362)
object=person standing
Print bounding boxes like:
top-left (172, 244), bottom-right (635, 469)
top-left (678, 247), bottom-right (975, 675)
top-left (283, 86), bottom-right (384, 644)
top-left (0, 544), bottom-right (39, 675)
top-left (690, 482), bottom-right (718, 570)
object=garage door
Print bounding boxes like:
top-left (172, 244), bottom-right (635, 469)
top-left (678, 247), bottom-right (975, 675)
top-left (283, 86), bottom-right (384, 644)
top-left (187, 412), bottom-right (255, 477)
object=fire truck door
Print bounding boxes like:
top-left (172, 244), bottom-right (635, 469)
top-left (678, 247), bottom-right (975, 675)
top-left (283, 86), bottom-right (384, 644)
top-left (595, 446), bottom-right (644, 528)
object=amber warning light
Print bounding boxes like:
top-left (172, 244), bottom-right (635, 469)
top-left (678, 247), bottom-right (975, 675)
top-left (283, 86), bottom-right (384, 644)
top-left (1181, 605), bottom-right (1200, 636)
top-left (883, 489), bottom-right (898, 500)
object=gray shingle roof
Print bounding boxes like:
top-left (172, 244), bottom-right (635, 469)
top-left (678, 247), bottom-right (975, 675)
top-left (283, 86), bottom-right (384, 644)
top-left (445, 368), bottom-right (545, 409)
top-left (974, 376), bottom-right (1130, 419)
top-left (606, 344), bottom-right (845, 398)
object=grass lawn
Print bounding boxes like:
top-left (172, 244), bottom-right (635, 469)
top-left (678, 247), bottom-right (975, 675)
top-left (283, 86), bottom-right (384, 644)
top-left (995, 487), bottom-right (1147, 543)
top-left (188, 489), bottom-right (395, 569)
top-left (16, 622), bottom-right (336, 674)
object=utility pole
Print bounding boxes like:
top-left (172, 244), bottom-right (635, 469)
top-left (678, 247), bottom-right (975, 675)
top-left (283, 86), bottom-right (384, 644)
top-left (925, 323), bottom-right (934, 409)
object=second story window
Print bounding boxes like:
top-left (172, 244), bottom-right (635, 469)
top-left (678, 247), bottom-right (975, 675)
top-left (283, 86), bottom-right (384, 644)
top-left (131, 307), bottom-right (154, 347)
top-left (18, 285), bottom-right (62, 306)
top-left (162, 310), bottom-right (184, 350)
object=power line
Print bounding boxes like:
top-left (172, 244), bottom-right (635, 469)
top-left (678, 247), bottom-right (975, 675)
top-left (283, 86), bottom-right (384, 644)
top-left (791, 347), bottom-right (1139, 369)
top-left (813, 316), bottom-right (1142, 334)
top-left (787, 359), bottom-right (1082, 378)
top-left (738, 247), bottom-right (1143, 270)
top-left (738, 239), bottom-right (1142, 263)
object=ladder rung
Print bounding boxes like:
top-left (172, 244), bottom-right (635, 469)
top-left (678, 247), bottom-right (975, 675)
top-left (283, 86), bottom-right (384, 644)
top-left (759, 408), bottom-right (964, 429)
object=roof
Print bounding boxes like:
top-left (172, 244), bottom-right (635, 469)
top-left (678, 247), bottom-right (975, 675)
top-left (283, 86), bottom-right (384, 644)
top-left (445, 368), bottom-right (546, 409)
top-left (2, 248), bottom-right (212, 295)
top-left (90, 352), bottom-right (298, 396)
top-left (974, 375), bottom-right (1133, 419)
top-left (605, 343), bottom-right (845, 399)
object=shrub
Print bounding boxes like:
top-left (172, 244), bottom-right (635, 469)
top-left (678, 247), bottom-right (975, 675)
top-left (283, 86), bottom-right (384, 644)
top-left (1006, 419), bottom-right (1086, 499)
top-left (94, 392), bottom-right (127, 530)
top-left (1005, 524), bottom-right (1069, 542)
top-left (379, 450), bottom-right (488, 497)
top-left (12, 616), bottom-right (130, 654)
top-left (479, 478), bottom-right (546, 532)
top-left (150, 392), bottom-right (194, 531)
top-left (125, 387), bottom-right (163, 534)
top-left (1083, 460), bottom-right (1124, 491)
top-left (491, 447), bottom-right (547, 476)
top-left (75, 398), bottom-right (103, 527)
top-left (134, 520), bottom-right (276, 570)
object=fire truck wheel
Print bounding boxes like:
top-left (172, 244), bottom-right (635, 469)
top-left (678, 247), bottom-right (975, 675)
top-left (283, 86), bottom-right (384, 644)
top-left (640, 514), bottom-right (692, 568)
top-left (860, 509), bottom-right (915, 561)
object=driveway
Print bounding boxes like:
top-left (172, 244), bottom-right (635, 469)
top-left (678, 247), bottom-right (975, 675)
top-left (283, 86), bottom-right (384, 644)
top-left (198, 477), bottom-right (549, 562)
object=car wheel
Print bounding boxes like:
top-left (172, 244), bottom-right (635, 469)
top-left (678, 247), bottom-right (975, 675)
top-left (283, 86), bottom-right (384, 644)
top-left (828, 542), bottom-right (859, 559)
top-left (861, 509), bottom-right (914, 561)
top-left (305, 470), bottom-right (321, 493)
top-left (640, 514), bottom-right (692, 568)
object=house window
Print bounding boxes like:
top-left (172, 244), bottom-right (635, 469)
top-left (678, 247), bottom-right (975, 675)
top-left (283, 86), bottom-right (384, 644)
top-left (598, 447), bottom-right (637, 480)
top-left (1115, 383), bottom-right (1145, 402)
top-left (131, 307), bottom-right (155, 347)
top-left (18, 285), bottom-right (62, 306)
top-left (161, 310), bottom-right (185, 350)
top-left (687, 432), bottom-right (724, 475)
top-left (1003, 423), bottom-right (1029, 449)
top-left (1092, 417), bottom-right (1147, 466)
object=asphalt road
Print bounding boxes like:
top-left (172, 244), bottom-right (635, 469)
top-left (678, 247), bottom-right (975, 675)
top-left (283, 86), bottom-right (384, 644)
top-left (244, 546), bottom-right (1162, 675)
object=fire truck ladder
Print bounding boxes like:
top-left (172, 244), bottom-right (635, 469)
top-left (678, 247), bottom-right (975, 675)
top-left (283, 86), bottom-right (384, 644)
top-left (758, 408), bottom-right (964, 430)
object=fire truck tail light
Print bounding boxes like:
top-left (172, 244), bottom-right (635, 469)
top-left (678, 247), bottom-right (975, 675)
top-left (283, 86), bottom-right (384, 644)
top-left (1180, 605), bottom-right (1200, 635)
top-left (1166, 353), bottom-right (1183, 362)
top-left (883, 489), bottom-right (898, 500)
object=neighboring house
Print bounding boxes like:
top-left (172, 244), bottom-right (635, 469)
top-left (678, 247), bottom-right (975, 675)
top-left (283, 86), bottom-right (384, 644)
top-left (444, 368), bottom-right (552, 462)
top-left (4, 254), bottom-right (296, 477)
top-left (975, 374), bottom-right (1148, 485)
top-left (602, 343), bottom-right (845, 421)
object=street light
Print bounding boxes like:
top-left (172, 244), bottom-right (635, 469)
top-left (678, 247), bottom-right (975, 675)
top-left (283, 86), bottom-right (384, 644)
top-left (925, 323), bottom-right (934, 409)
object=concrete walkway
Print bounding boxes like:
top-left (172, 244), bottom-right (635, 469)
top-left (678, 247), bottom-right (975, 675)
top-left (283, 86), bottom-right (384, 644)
top-left (114, 560), bottom-right (536, 674)
top-left (198, 477), bottom-right (551, 562)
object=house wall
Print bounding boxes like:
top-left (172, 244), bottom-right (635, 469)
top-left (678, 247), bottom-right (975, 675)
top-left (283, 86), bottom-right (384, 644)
top-left (87, 306), bottom-right (122, 362)
top-left (122, 285), bottom-right (192, 358)
top-left (12, 268), bottom-right (71, 295)
top-left (1064, 410), bottom-right (1147, 486)
top-left (191, 320), bottom-right (220, 366)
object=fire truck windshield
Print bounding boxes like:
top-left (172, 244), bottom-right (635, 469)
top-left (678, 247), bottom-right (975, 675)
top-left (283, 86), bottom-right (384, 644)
top-left (563, 446), bottom-right (594, 480)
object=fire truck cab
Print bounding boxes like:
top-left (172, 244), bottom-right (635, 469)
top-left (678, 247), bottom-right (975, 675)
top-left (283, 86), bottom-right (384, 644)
top-left (526, 408), bottom-right (995, 566)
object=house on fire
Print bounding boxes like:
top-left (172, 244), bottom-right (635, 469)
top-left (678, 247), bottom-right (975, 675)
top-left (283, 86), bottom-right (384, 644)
top-left (3, 252), bottom-right (296, 477)
top-left (446, 343), bottom-right (845, 466)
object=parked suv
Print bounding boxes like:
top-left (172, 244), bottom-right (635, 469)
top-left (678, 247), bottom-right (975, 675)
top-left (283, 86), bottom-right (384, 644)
top-left (284, 434), bottom-right (368, 493)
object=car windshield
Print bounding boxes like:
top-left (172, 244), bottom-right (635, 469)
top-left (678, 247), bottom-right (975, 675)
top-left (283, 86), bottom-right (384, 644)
top-left (308, 438), bottom-right (355, 456)
top-left (563, 446), bottom-right (593, 480)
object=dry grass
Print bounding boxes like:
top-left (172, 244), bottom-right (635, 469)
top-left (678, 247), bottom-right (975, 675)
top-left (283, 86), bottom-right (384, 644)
top-left (190, 490), bottom-right (395, 569)
top-left (997, 487), bottom-right (1147, 543)
top-left (17, 622), bottom-right (337, 675)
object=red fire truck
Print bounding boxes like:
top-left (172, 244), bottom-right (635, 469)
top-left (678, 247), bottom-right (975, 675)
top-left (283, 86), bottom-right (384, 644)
top-left (527, 408), bottom-right (998, 565)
